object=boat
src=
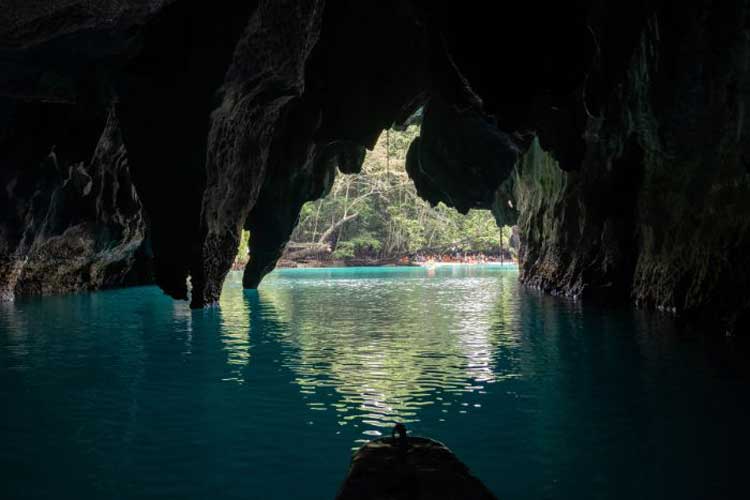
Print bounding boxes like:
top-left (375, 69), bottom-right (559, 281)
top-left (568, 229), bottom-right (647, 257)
top-left (336, 424), bottom-right (497, 499)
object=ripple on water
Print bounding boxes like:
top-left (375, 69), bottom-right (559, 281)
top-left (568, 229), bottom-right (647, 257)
top-left (211, 266), bottom-right (525, 436)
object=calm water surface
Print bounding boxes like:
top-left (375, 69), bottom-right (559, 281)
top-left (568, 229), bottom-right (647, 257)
top-left (1, 265), bottom-right (747, 499)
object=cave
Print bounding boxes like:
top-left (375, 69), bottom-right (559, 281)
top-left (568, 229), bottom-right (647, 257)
top-left (1, 1), bottom-right (749, 498)
top-left (3, 1), bottom-right (748, 331)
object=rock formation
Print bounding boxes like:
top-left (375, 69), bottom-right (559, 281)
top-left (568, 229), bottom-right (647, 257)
top-left (0, 102), bottom-right (150, 300)
top-left (1, 0), bottom-right (748, 331)
top-left (513, 4), bottom-right (750, 333)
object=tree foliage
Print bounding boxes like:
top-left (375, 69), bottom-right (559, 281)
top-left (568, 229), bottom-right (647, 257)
top-left (287, 125), bottom-right (516, 261)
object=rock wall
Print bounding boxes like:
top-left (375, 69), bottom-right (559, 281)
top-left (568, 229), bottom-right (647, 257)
top-left (0, 101), bottom-right (150, 300)
top-left (115, 0), bottom-right (259, 303)
top-left (514, 4), bottom-right (750, 332)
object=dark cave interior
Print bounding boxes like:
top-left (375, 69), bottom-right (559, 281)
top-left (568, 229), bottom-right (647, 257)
top-left (1, 0), bottom-right (749, 332)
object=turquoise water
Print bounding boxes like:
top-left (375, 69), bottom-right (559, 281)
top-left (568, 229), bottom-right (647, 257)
top-left (0, 265), bottom-right (747, 499)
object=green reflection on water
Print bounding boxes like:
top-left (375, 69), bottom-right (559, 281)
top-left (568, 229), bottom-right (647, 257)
top-left (218, 265), bottom-right (522, 432)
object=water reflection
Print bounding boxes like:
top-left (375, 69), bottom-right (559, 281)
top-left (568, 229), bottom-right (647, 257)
top-left (216, 279), bottom-right (251, 378)
top-left (217, 266), bottom-right (522, 438)
top-left (2, 266), bottom-right (749, 499)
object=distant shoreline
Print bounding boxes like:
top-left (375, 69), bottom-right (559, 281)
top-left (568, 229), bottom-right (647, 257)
top-left (233, 258), bottom-right (518, 271)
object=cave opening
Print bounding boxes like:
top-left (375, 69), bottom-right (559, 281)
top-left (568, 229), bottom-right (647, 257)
top-left (233, 124), bottom-right (519, 276)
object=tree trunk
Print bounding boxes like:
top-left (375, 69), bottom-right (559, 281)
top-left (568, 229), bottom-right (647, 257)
top-left (285, 243), bottom-right (331, 260)
top-left (318, 212), bottom-right (358, 244)
top-left (284, 212), bottom-right (360, 260)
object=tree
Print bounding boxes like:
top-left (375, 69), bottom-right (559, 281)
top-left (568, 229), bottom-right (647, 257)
top-left (236, 124), bottom-right (516, 267)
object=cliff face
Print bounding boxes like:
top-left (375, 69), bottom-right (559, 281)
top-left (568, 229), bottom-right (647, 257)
top-left (1, 0), bottom-right (749, 330)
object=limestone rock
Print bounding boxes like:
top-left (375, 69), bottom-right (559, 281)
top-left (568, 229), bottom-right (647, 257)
top-left (0, 102), bottom-right (150, 300)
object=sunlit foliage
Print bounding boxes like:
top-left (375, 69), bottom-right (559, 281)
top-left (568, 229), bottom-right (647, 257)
top-left (289, 125), bottom-right (515, 260)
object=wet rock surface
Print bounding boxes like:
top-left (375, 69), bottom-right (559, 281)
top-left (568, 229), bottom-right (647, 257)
top-left (1, 0), bottom-right (748, 328)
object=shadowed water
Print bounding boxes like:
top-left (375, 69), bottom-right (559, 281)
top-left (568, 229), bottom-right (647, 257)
top-left (0, 266), bottom-right (747, 499)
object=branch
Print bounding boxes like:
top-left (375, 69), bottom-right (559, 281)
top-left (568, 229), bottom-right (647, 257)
top-left (318, 212), bottom-right (359, 243)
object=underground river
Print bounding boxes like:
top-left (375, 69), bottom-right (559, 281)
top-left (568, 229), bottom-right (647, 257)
top-left (1, 265), bottom-right (747, 499)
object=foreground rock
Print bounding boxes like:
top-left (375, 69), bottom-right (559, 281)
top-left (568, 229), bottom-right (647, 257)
top-left (336, 425), bottom-right (496, 500)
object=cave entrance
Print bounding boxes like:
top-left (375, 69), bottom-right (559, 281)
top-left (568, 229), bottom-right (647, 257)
top-left (234, 124), bottom-right (518, 272)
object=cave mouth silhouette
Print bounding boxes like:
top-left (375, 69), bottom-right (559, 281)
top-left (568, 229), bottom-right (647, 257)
top-left (1, 1), bottom-right (749, 331)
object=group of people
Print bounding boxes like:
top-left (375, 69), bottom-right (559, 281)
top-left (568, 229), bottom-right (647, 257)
top-left (408, 252), bottom-right (506, 265)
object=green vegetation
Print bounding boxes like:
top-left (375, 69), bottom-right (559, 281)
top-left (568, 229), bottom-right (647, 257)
top-left (236, 124), bottom-right (515, 267)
